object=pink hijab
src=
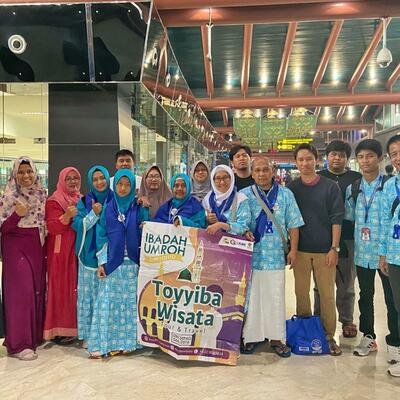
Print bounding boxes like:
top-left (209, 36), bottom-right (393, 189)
top-left (47, 167), bottom-right (82, 211)
top-left (0, 156), bottom-right (47, 244)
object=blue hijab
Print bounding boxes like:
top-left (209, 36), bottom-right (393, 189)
top-left (113, 169), bottom-right (136, 213)
top-left (87, 165), bottom-right (111, 205)
top-left (154, 173), bottom-right (204, 224)
top-left (105, 169), bottom-right (141, 275)
top-left (170, 173), bottom-right (191, 208)
top-left (73, 165), bottom-right (112, 267)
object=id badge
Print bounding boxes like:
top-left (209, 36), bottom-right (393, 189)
top-left (393, 224), bottom-right (400, 240)
top-left (361, 227), bottom-right (370, 241)
top-left (265, 221), bottom-right (274, 234)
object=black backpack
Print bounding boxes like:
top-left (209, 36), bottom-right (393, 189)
top-left (349, 175), bottom-right (399, 217)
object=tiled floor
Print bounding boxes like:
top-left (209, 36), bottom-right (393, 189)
top-left (1, 271), bottom-right (400, 400)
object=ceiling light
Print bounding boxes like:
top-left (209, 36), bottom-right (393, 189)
top-left (258, 149), bottom-right (262, 153)
top-left (261, 83), bottom-right (267, 88)
top-left (293, 82), bottom-right (301, 89)
top-left (369, 78), bottom-right (378, 86)
top-left (332, 80), bottom-right (340, 86)
top-left (226, 83), bottom-right (232, 90)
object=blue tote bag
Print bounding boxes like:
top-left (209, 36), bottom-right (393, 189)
top-left (286, 315), bottom-right (330, 355)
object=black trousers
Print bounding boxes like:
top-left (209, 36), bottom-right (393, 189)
top-left (356, 266), bottom-right (400, 346)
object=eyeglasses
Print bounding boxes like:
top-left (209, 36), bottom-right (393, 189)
top-left (65, 176), bottom-right (81, 182)
top-left (146, 175), bottom-right (161, 181)
top-left (214, 176), bottom-right (231, 183)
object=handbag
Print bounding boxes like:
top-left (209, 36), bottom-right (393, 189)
top-left (286, 315), bottom-right (330, 355)
top-left (251, 185), bottom-right (290, 256)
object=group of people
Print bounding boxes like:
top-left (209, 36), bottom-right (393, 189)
top-left (1, 137), bottom-right (400, 376)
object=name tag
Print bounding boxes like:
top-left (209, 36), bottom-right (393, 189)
top-left (361, 227), bottom-right (370, 241)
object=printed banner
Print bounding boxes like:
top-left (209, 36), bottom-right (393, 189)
top-left (138, 222), bottom-right (253, 365)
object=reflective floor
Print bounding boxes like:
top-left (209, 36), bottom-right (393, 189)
top-left (1, 271), bottom-right (399, 400)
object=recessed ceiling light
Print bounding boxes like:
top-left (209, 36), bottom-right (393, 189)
top-left (294, 82), bottom-right (301, 89)
top-left (369, 79), bottom-right (378, 86)
top-left (261, 83), bottom-right (267, 88)
top-left (226, 84), bottom-right (232, 90)
top-left (332, 80), bottom-right (340, 86)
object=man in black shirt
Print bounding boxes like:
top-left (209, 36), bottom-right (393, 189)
top-left (229, 145), bottom-right (255, 191)
top-left (288, 143), bottom-right (344, 356)
top-left (317, 140), bottom-right (361, 338)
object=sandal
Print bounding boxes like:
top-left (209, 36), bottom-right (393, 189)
top-left (52, 336), bottom-right (77, 346)
top-left (240, 341), bottom-right (258, 355)
top-left (342, 323), bottom-right (358, 338)
top-left (270, 341), bottom-right (291, 358)
top-left (88, 351), bottom-right (103, 359)
top-left (10, 349), bottom-right (38, 361)
top-left (328, 339), bottom-right (342, 356)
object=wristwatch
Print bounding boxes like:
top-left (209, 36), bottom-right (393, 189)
top-left (330, 246), bottom-right (340, 253)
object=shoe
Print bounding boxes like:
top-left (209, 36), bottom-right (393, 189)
top-left (388, 363), bottom-right (400, 377)
top-left (10, 349), bottom-right (38, 361)
top-left (387, 345), bottom-right (400, 364)
top-left (353, 335), bottom-right (377, 356)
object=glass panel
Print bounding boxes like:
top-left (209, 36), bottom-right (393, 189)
top-left (91, 2), bottom-right (150, 82)
top-left (0, 5), bottom-right (89, 82)
top-left (0, 83), bottom-right (48, 194)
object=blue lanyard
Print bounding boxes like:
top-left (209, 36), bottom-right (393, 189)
top-left (361, 175), bottom-right (382, 224)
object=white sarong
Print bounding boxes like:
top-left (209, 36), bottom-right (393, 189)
top-left (243, 269), bottom-right (286, 344)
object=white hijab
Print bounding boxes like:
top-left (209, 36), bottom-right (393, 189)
top-left (210, 165), bottom-right (235, 206)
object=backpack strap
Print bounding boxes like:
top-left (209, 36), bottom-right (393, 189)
top-left (230, 193), bottom-right (238, 223)
top-left (348, 178), bottom-right (361, 203)
top-left (379, 175), bottom-right (391, 190)
top-left (392, 197), bottom-right (400, 218)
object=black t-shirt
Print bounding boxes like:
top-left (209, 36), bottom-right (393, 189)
top-left (234, 174), bottom-right (255, 191)
top-left (318, 169), bottom-right (361, 242)
top-left (288, 176), bottom-right (344, 254)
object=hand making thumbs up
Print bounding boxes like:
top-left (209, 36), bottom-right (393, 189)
top-left (92, 198), bottom-right (102, 216)
top-left (15, 199), bottom-right (30, 217)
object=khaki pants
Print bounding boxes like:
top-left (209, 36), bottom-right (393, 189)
top-left (293, 251), bottom-right (337, 339)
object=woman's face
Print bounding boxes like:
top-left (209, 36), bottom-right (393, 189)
top-left (116, 176), bottom-right (131, 197)
top-left (194, 163), bottom-right (208, 183)
top-left (213, 170), bottom-right (231, 193)
top-left (16, 163), bottom-right (35, 187)
top-left (146, 168), bottom-right (162, 191)
top-left (173, 178), bottom-right (187, 199)
top-left (92, 171), bottom-right (107, 192)
top-left (65, 171), bottom-right (81, 192)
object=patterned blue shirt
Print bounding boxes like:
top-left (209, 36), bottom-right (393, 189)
top-left (241, 185), bottom-right (304, 271)
top-left (379, 174), bottom-right (400, 266)
top-left (345, 175), bottom-right (384, 269)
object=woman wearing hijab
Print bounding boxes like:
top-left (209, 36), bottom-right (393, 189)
top-left (138, 165), bottom-right (172, 218)
top-left (203, 165), bottom-right (251, 236)
top-left (0, 157), bottom-right (47, 360)
top-left (153, 173), bottom-right (206, 228)
top-left (87, 170), bottom-right (149, 358)
top-left (44, 167), bottom-right (82, 344)
top-left (191, 160), bottom-right (211, 202)
top-left (72, 165), bottom-right (113, 347)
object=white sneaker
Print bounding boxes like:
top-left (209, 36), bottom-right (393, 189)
top-left (387, 345), bottom-right (400, 364)
top-left (353, 335), bottom-right (378, 356)
top-left (388, 363), bottom-right (400, 377)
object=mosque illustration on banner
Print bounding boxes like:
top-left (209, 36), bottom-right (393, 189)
top-left (139, 238), bottom-right (247, 353)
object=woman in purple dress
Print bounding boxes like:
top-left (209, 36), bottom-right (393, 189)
top-left (0, 157), bottom-right (47, 360)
